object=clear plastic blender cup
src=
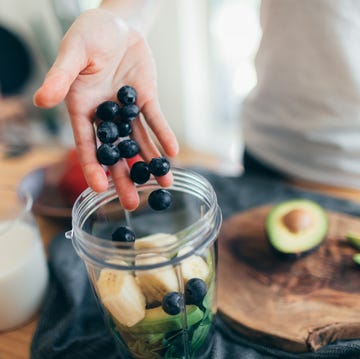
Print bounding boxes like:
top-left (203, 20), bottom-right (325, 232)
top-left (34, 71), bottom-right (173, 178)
top-left (67, 168), bottom-right (222, 358)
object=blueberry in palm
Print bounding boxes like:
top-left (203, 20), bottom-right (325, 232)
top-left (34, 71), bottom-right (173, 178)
top-left (162, 292), bottom-right (183, 315)
top-left (96, 144), bottom-right (120, 166)
top-left (117, 85), bottom-right (137, 105)
top-left (117, 119), bottom-right (133, 137)
top-left (118, 139), bottom-right (140, 158)
top-left (185, 278), bottom-right (207, 307)
top-left (112, 226), bottom-right (136, 242)
top-left (96, 121), bottom-right (119, 143)
top-left (120, 104), bottom-right (140, 121)
top-left (130, 161), bottom-right (150, 184)
top-left (96, 101), bottom-right (121, 122)
top-left (148, 189), bottom-right (172, 211)
top-left (149, 157), bottom-right (171, 176)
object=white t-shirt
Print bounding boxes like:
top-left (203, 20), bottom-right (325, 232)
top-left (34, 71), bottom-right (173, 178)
top-left (242, 0), bottom-right (360, 189)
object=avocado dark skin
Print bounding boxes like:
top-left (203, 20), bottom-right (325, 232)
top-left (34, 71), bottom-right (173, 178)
top-left (265, 234), bottom-right (322, 260)
top-left (265, 199), bottom-right (328, 259)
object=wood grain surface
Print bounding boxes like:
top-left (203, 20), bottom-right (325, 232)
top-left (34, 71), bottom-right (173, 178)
top-left (218, 205), bottom-right (360, 352)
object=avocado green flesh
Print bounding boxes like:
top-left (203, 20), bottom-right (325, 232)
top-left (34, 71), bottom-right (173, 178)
top-left (346, 232), bottom-right (360, 250)
top-left (353, 253), bottom-right (360, 266)
top-left (266, 199), bottom-right (328, 254)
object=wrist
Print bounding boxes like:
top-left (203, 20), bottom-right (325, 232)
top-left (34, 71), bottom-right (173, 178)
top-left (99, 0), bottom-right (160, 34)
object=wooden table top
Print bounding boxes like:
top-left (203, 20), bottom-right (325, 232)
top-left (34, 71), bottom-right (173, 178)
top-left (0, 146), bottom-right (359, 359)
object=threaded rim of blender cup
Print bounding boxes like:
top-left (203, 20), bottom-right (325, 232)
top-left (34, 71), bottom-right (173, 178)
top-left (70, 167), bottom-right (222, 270)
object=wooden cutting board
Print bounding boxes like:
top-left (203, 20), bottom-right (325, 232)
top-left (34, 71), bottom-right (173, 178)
top-left (218, 205), bottom-right (360, 353)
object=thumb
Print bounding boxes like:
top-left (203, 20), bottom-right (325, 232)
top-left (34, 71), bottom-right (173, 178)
top-left (33, 36), bottom-right (87, 108)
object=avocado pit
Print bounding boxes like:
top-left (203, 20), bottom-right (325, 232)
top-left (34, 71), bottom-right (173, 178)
top-left (282, 208), bottom-right (314, 233)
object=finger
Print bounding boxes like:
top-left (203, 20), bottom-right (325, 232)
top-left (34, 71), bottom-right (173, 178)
top-left (131, 116), bottom-right (173, 188)
top-left (33, 35), bottom-right (87, 108)
top-left (109, 160), bottom-right (140, 211)
top-left (141, 98), bottom-right (179, 157)
top-left (70, 113), bottom-right (108, 193)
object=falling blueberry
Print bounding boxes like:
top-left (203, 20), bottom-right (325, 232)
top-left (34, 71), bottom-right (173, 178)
top-left (162, 292), bottom-right (183, 315)
top-left (96, 101), bottom-right (121, 122)
top-left (96, 121), bottom-right (119, 143)
top-left (112, 226), bottom-right (136, 242)
top-left (96, 144), bottom-right (120, 166)
top-left (149, 157), bottom-right (171, 177)
top-left (130, 161), bottom-right (150, 184)
top-left (148, 189), bottom-right (172, 211)
top-left (117, 85), bottom-right (137, 105)
top-left (118, 139), bottom-right (140, 158)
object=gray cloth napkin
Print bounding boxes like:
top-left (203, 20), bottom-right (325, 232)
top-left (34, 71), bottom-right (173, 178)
top-left (31, 166), bottom-right (360, 359)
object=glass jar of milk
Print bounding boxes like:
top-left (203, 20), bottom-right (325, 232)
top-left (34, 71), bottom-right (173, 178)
top-left (0, 186), bottom-right (49, 331)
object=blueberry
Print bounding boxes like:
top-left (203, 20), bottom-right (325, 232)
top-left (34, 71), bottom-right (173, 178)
top-left (96, 101), bottom-right (121, 122)
top-left (117, 119), bottom-right (133, 137)
top-left (118, 139), bottom-right (140, 158)
top-left (112, 226), bottom-right (135, 242)
top-left (96, 144), bottom-right (120, 166)
top-left (149, 157), bottom-right (171, 177)
top-left (117, 85), bottom-right (137, 105)
top-left (130, 161), bottom-right (150, 184)
top-left (148, 189), bottom-right (172, 211)
top-left (162, 292), bottom-right (183, 315)
top-left (96, 121), bottom-right (119, 143)
top-left (185, 278), bottom-right (207, 307)
top-left (120, 104), bottom-right (140, 121)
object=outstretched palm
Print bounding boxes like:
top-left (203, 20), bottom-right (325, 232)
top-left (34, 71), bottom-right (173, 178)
top-left (34, 9), bottom-right (178, 210)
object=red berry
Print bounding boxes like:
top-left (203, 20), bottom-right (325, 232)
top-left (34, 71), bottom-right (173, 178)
top-left (58, 149), bottom-right (88, 204)
top-left (126, 154), bottom-right (144, 168)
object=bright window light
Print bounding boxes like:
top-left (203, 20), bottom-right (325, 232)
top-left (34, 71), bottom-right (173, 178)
top-left (233, 60), bottom-right (257, 97)
top-left (210, 1), bottom-right (261, 65)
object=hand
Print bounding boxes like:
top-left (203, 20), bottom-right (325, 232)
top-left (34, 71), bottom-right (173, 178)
top-left (33, 8), bottom-right (179, 211)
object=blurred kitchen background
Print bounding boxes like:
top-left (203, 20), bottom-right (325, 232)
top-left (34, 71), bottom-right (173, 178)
top-left (0, 0), bottom-right (261, 175)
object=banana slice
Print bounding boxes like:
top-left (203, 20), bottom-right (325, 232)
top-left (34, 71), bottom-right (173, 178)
top-left (134, 233), bottom-right (177, 250)
top-left (178, 246), bottom-right (210, 284)
top-left (135, 254), bottom-right (179, 304)
top-left (97, 268), bottom-right (146, 327)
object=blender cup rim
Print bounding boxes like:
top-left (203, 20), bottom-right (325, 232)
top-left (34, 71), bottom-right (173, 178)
top-left (69, 167), bottom-right (222, 270)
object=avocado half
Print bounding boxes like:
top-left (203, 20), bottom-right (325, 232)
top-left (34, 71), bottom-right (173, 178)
top-left (266, 199), bottom-right (328, 257)
top-left (353, 253), bottom-right (360, 267)
top-left (346, 232), bottom-right (360, 250)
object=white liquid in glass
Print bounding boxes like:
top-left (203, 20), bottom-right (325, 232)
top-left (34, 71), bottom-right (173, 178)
top-left (0, 220), bottom-right (48, 331)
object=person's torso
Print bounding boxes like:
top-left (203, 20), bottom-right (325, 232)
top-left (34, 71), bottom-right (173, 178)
top-left (242, 0), bottom-right (360, 189)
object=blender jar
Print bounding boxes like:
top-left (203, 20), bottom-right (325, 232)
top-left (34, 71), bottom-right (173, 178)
top-left (68, 168), bottom-right (222, 358)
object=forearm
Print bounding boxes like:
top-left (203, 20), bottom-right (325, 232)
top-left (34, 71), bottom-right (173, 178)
top-left (99, 0), bottom-right (161, 33)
